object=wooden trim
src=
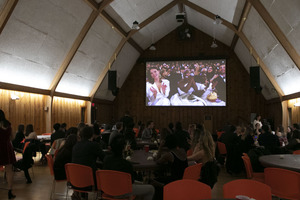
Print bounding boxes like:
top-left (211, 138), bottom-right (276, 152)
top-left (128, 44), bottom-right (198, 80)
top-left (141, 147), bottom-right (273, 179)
top-left (0, 81), bottom-right (50, 95)
top-left (282, 91), bottom-right (300, 101)
top-left (89, 37), bottom-right (128, 100)
top-left (0, 0), bottom-right (18, 34)
top-left (98, 0), bottom-right (113, 11)
top-left (49, 10), bottom-right (99, 96)
top-left (82, 0), bottom-right (99, 10)
top-left (92, 98), bottom-right (114, 105)
top-left (184, 0), bottom-right (237, 34)
top-left (53, 92), bottom-right (91, 101)
top-left (231, 1), bottom-right (252, 49)
top-left (238, 32), bottom-right (284, 97)
top-left (247, 0), bottom-right (300, 71)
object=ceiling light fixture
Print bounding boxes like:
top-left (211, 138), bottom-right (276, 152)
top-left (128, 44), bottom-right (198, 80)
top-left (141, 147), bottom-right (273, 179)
top-left (149, 44), bottom-right (156, 51)
top-left (132, 21), bottom-right (140, 30)
top-left (213, 15), bottom-right (223, 25)
top-left (211, 40), bottom-right (218, 48)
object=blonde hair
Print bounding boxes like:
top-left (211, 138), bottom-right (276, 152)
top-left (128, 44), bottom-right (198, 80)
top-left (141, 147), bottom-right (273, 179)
top-left (198, 130), bottom-right (215, 161)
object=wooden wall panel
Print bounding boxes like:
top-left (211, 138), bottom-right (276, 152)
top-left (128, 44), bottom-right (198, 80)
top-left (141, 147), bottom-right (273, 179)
top-left (288, 98), bottom-right (300, 124)
top-left (52, 97), bottom-right (87, 129)
top-left (112, 26), bottom-right (277, 132)
top-left (0, 89), bottom-right (46, 135)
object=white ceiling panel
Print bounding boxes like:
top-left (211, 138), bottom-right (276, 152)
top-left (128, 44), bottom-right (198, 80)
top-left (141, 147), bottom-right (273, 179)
top-left (234, 39), bottom-right (279, 99)
top-left (261, 0), bottom-right (300, 55)
top-left (56, 17), bottom-right (122, 96)
top-left (132, 6), bottom-right (179, 50)
top-left (0, 0), bottom-right (92, 89)
top-left (188, 0), bottom-right (239, 24)
top-left (243, 8), bottom-right (278, 60)
top-left (263, 43), bottom-right (300, 95)
top-left (108, 0), bottom-right (173, 30)
top-left (186, 6), bottom-right (234, 46)
top-left (95, 42), bottom-right (140, 100)
top-left (0, 0), bottom-right (6, 11)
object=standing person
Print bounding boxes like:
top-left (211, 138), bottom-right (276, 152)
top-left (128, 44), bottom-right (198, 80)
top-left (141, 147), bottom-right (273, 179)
top-left (120, 111), bottom-right (134, 132)
top-left (253, 114), bottom-right (262, 130)
top-left (108, 122), bottom-right (123, 146)
top-left (0, 109), bottom-right (16, 199)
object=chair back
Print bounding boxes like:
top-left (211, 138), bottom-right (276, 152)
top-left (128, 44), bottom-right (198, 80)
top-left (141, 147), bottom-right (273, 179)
top-left (45, 155), bottom-right (54, 176)
top-left (65, 163), bottom-right (94, 189)
top-left (264, 167), bottom-right (300, 200)
top-left (186, 149), bottom-right (193, 156)
top-left (293, 150), bottom-right (300, 155)
top-left (96, 170), bottom-right (132, 197)
top-left (182, 163), bottom-right (202, 180)
top-left (217, 141), bottom-right (227, 155)
top-left (223, 179), bottom-right (272, 200)
top-left (164, 179), bottom-right (211, 200)
top-left (242, 156), bottom-right (253, 179)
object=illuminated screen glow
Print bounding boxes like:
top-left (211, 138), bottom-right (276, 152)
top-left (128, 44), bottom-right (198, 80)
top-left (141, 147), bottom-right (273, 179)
top-left (146, 59), bottom-right (226, 106)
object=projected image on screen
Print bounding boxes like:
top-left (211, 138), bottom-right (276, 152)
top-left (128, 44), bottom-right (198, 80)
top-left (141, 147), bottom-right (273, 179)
top-left (146, 59), bottom-right (226, 106)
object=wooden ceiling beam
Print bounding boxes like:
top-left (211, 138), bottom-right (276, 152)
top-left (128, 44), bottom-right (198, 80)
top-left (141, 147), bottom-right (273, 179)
top-left (89, 37), bottom-right (128, 100)
top-left (247, 0), bottom-right (300, 71)
top-left (0, 0), bottom-right (18, 34)
top-left (282, 92), bottom-right (300, 102)
top-left (83, 0), bottom-right (99, 10)
top-left (98, 0), bottom-right (114, 12)
top-left (238, 32), bottom-right (284, 97)
top-left (0, 81), bottom-right (50, 95)
top-left (183, 0), bottom-right (238, 34)
top-left (49, 10), bottom-right (99, 96)
top-left (231, 1), bottom-right (252, 49)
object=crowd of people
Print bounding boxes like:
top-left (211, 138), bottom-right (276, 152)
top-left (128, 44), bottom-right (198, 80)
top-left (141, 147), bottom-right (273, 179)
top-left (146, 60), bottom-right (226, 106)
top-left (1, 108), bottom-right (300, 200)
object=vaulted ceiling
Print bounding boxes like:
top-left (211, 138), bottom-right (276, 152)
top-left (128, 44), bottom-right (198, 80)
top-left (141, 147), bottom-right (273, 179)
top-left (0, 0), bottom-right (299, 101)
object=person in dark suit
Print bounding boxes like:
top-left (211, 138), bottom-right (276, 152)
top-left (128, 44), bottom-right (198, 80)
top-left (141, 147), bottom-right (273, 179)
top-left (212, 64), bottom-right (226, 101)
top-left (12, 124), bottom-right (25, 149)
top-left (120, 111), bottom-right (134, 132)
top-left (51, 123), bottom-right (65, 145)
top-left (258, 125), bottom-right (280, 154)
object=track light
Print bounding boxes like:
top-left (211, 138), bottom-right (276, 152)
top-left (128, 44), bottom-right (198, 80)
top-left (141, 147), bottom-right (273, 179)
top-left (132, 21), bottom-right (140, 30)
top-left (213, 15), bottom-right (223, 25)
top-left (149, 44), bottom-right (156, 51)
top-left (211, 40), bottom-right (218, 48)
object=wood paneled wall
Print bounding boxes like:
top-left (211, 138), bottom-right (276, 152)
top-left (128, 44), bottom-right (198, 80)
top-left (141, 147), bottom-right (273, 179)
top-left (112, 26), bottom-right (281, 132)
top-left (0, 89), bottom-right (46, 135)
top-left (287, 98), bottom-right (300, 124)
top-left (52, 97), bottom-right (87, 129)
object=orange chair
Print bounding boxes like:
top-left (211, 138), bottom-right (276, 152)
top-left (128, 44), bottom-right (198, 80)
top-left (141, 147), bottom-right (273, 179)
top-left (217, 141), bottom-right (227, 155)
top-left (96, 170), bottom-right (133, 200)
top-left (217, 131), bottom-right (224, 139)
top-left (264, 167), bottom-right (300, 200)
top-left (186, 149), bottom-right (193, 156)
top-left (182, 163), bottom-right (202, 180)
top-left (23, 141), bottom-right (30, 154)
top-left (65, 163), bottom-right (96, 197)
top-left (164, 179), bottom-right (211, 200)
top-left (133, 128), bottom-right (139, 137)
top-left (241, 155), bottom-right (264, 183)
top-left (293, 150), bottom-right (300, 155)
top-left (45, 155), bottom-right (68, 199)
top-left (223, 179), bottom-right (272, 200)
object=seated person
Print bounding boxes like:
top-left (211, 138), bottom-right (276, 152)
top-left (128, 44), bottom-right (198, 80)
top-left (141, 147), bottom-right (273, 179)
top-left (12, 124), bottom-right (25, 149)
top-left (72, 126), bottom-right (106, 171)
top-left (108, 122), bottom-right (123, 146)
top-left (53, 134), bottom-right (78, 180)
top-left (155, 134), bottom-right (188, 184)
top-left (103, 135), bottom-right (154, 200)
top-left (258, 125), bottom-right (280, 154)
top-left (142, 121), bottom-right (154, 140)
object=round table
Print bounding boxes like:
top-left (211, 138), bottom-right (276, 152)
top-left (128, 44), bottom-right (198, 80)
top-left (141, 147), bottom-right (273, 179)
top-left (259, 154), bottom-right (300, 172)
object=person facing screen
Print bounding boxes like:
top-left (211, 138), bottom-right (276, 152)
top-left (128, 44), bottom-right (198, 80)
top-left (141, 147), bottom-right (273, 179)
top-left (146, 67), bottom-right (170, 106)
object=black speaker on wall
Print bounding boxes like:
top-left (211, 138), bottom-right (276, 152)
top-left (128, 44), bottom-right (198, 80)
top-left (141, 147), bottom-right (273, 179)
top-left (250, 66), bottom-right (262, 93)
top-left (108, 70), bottom-right (117, 90)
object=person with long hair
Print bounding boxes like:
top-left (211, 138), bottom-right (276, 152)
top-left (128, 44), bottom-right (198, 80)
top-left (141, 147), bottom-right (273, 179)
top-left (12, 124), bottom-right (25, 149)
top-left (25, 124), bottom-right (37, 140)
top-left (0, 109), bottom-right (16, 199)
top-left (187, 129), bottom-right (215, 164)
top-left (146, 67), bottom-right (170, 105)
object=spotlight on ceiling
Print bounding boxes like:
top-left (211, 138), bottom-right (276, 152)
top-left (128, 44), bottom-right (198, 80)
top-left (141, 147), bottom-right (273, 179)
top-left (213, 15), bottom-right (223, 25)
top-left (211, 40), bottom-right (218, 48)
top-left (149, 44), bottom-right (156, 51)
top-left (132, 21), bottom-right (140, 30)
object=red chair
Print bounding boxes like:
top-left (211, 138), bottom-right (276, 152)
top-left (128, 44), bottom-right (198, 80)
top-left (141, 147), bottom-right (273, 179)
top-left (164, 179), bottom-right (211, 200)
top-left (223, 179), bottom-right (272, 200)
top-left (241, 155), bottom-right (264, 183)
top-left (264, 167), bottom-right (300, 200)
top-left (45, 155), bottom-right (68, 199)
top-left (182, 163), bottom-right (202, 180)
top-left (96, 170), bottom-right (134, 200)
top-left (133, 128), bottom-right (139, 137)
top-left (217, 141), bottom-right (227, 155)
top-left (217, 131), bottom-right (224, 139)
top-left (65, 163), bottom-right (96, 198)
top-left (186, 149), bottom-right (193, 156)
top-left (293, 150), bottom-right (300, 155)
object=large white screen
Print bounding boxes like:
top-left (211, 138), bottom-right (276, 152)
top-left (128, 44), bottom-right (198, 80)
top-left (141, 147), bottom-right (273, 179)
top-left (146, 59), bottom-right (226, 106)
